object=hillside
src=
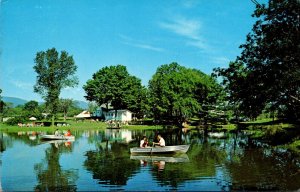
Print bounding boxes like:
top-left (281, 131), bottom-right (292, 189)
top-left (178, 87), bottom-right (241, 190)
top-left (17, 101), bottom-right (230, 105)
top-left (2, 96), bottom-right (88, 109)
top-left (2, 96), bottom-right (27, 107)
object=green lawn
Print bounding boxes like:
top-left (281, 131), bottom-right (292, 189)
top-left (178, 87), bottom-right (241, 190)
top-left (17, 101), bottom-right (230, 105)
top-left (0, 120), bottom-right (163, 133)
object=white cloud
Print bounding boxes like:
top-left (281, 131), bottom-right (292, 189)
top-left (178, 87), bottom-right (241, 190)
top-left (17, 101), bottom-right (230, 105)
top-left (159, 16), bottom-right (209, 50)
top-left (11, 80), bottom-right (33, 90)
top-left (182, 0), bottom-right (199, 9)
top-left (119, 34), bottom-right (164, 52)
top-left (210, 56), bottom-right (230, 65)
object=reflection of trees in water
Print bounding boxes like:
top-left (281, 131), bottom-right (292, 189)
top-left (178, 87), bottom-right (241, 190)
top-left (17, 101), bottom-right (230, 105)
top-left (0, 132), bottom-right (14, 153)
top-left (226, 147), bottom-right (300, 191)
top-left (34, 143), bottom-right (78, 191)
top-left (84, 142), bottom-right (140, 186)
top-left (151, 163), bottom-right (190, 189)
top-left (1, 133), bottom-right (32, 153)
top-left (150, 143), bottom-right (227, 189)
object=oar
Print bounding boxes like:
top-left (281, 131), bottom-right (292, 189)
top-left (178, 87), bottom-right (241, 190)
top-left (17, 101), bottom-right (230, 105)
top-left (150, 143), bottom-right (154, 156)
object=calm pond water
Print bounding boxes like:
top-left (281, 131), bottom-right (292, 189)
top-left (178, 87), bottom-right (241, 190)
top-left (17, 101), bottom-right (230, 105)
top-left (1, 128), bottom-right (300, 191)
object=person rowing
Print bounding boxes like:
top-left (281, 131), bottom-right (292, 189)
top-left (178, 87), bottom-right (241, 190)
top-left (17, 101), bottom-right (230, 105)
top-left (153, 135), bottom-right (165, 147)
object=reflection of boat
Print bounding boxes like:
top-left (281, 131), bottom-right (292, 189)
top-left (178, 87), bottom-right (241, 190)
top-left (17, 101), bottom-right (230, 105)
top-left (130, 154), bottom-right (190, 163)
top-left (208, 132), bottom-right (226, 138)
top-left (40, 139), bottom-right (73, 148)
top-left (130, 145), bottom-right (190, 154)
top-left (29, 135), bottom-right (37, 140)
top-left (40, 134), bottom-right (75, 141)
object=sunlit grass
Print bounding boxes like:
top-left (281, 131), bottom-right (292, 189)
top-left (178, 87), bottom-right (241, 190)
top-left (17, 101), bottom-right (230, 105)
top-left (0, 120), bottom-right (164, 133)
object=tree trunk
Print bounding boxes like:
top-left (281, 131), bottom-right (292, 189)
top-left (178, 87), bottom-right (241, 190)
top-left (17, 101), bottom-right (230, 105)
top-left (51, 115), bottom-right (55, 127)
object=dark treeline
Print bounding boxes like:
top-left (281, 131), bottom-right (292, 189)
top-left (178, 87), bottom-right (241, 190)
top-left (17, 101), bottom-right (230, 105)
top-left (214, 0), bottom-right (300, 121)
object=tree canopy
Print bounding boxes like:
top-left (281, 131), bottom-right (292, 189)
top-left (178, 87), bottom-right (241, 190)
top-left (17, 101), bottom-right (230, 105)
top-left (214, 0), bottom-right (300, 120)
top-left (83, 65), bottom-right (146, 117)
top-left (149, 62), bottom-right (223, 125)
top-left (33, 48), bottom-right (78, 120)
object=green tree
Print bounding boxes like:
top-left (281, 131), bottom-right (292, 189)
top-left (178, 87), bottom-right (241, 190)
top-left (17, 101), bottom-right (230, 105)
top-left (215, 0), bottom-right (300, 120)
top-left (149, 62), bottom-right (223, 126)
top-left (59, 98), bottom-right (74, 121)
top-left (33, 48), bottom-right (78, 126)
top-left (83, 65), bottom-right (146, 118)
top-left (23, 100), bottom-right (42, 119)
top-left (24, 100), bottom-right (39, 111)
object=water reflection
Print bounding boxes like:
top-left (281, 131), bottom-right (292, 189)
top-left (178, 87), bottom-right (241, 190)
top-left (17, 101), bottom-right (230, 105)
top-left (34, 140), bottom-right (78, 191)
top-left (84, 142), bottom-right (140, 186)
top-left (130, 154), bottom-right (190, 163)
top-left (0, 128), bottom-right (300, 190)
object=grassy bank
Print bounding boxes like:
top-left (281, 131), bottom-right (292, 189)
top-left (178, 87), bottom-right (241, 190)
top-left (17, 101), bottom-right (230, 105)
top-left (1, 118), bottom-right (299, 153)
top-left (0, 120), bottom-right (163, 133)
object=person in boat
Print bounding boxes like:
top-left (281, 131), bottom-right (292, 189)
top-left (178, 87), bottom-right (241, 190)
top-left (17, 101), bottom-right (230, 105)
top-left (65, 129), bottom-right (72, 136)
top-left (54, 129), bottom-right (60, 136)
top-left (153, 135), bottom-right (165, 147)
top-left (140, 136), bottom-right (149, 148)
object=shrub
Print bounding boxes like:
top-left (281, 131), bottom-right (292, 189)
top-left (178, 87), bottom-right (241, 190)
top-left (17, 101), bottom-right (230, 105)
top-left (5, 116), bottom-right (27, 126)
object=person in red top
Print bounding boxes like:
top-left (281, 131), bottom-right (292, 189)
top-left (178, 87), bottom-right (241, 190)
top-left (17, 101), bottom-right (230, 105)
top-left (65, 129), bottom-right (72, 136)
top-left (140, 136), bottom-right (149, 148)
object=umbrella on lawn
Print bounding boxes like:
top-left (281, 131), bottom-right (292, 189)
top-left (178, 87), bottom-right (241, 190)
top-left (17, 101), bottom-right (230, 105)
top-left (29, 117), bottom-right (37, 121)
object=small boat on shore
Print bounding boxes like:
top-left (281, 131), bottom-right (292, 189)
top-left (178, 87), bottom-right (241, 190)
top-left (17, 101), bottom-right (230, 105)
top-left (130, 145), bottom-right (190, 154)
top-left (39, 134), bottom-right (75, 141)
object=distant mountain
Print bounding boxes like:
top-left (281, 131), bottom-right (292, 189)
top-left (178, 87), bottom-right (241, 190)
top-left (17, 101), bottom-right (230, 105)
top-left (2, 96), bottom-right (27, 107)
top-left (74, 100), bottom-right (88, 109)
top-left (2, 96), bottom-right (88, 109)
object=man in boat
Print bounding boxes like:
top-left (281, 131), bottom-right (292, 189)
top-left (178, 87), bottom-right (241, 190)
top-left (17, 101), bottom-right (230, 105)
top-left (153, 135), bottom-right (165, 147)
top-left (140, 136), bottom-right (149, 148)
top-left (54, 129), bottom-right (60, 136)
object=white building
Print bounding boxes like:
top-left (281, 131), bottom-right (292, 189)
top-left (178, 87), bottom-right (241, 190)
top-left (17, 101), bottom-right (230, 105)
top-left (104, 109), bottom-right (132, 122)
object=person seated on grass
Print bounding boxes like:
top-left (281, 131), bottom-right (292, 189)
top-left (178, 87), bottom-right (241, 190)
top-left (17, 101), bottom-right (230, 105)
top-left (153, 135), bottom-right (165, 147)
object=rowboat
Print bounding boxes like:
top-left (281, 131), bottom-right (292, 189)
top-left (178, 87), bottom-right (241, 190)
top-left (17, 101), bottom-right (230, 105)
top-left (39, 134), bottom-right (75, 141)
top-left (130, 154), bottom-right (190, 163)
top-left (130, 145), bottom-right (190, 154)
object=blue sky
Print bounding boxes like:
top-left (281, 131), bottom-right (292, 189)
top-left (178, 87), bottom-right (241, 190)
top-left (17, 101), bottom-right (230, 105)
top-left (0, 0), bottom-right (267, 102)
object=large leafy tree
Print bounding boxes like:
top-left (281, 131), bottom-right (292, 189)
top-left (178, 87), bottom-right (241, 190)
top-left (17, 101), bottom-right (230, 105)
top-left (149, 62), bottom-right (223, 125)
top-left (83, 65), bottom-right (146, 118)
top-left (24, 100), bottom-right (39, 111)
top-left (215, 0), bottom-right (300, 120)
top-left (23, 100), bottom-right (42, 119)
top-left (59, 98), bottom-right (74, 121)
top-left (33, 48), bottom-right (78, 124)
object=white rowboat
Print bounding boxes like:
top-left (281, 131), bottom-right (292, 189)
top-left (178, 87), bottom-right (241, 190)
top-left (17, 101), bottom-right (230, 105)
top-left (130, 145), bottom-right (190, 154)
top-left (40, 134), bottom-right (75, 141)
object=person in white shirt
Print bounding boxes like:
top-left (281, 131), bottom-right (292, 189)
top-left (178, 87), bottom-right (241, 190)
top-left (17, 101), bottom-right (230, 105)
top-left (154, 135), bottom-right (165, 147)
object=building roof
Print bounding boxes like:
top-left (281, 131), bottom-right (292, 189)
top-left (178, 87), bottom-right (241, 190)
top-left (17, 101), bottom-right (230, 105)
top-left (75, 110), bottom-right (91, 118)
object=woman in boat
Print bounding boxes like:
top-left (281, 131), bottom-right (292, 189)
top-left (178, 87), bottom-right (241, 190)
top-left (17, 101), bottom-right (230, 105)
top-left (65, 129), bottom-right (72, 136)
top-left (153, 135), bottom-right (165, 147)
top-left (140, 136), bottom-right (149, 148)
